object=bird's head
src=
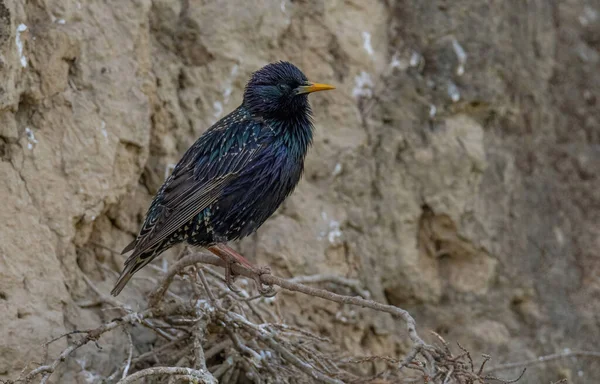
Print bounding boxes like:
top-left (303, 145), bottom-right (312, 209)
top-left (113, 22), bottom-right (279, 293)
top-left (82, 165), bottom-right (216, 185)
top-left (243, 61), bottom-right (335, 120)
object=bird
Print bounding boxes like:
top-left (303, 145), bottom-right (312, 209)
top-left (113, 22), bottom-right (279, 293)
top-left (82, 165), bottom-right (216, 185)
top-left (111, 61), bottom-right (335, 296)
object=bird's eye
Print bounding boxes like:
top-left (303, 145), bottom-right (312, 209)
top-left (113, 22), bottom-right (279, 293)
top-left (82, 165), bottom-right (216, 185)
top-left (278, 84), bottom-right (290, 92)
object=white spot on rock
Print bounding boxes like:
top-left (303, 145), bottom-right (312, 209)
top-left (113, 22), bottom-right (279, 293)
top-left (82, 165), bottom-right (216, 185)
top-left (429, 105), bottom-right (437, 118)
top-left (213, 101), bottom-right (223, 118)
top-left (57, 19), bottom-right (66, 25)
top-left (327, 220), bottom-right (342, 244)
top-left (362, 31), bottom-right (374, 56)
top-left (447, 81), bottom-right (460, 102)
top-left (164, 163), bottom-right (176, 180)
top-left (389, 52), bottom-right (405, 70)
top-left (25, 127), bottom-right (38, 150)
top-left (352, 71), bottom-right (373, 98)
top-left (81, 369), bottom-right (102, 384)
top-left (100, 120), bottom-right (108, 140)
top-left (25, 127), bottom-right (38, 144)
top-left (553, 227), bottom-right (565, 246)
top-left (409, 51), bottom-right (421, 67)
top-left (222, 64), bottom-right (239, 104)
top-left (335, 311), bottom-right (348, 323)
top-left (76, 357), bottom-right (87, 369)
top-left (210, 64), bottom-right (240, 124)
top-left (16, 24), bottom-right (28, 68)
top-left (451, 38), bottom-right (467, 76)
top-left (280, 0), bottom-right (286, 13)
top-left (332, 163), bottom-right (342, 176)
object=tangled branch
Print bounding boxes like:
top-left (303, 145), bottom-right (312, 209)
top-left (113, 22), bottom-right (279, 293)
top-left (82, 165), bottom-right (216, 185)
top-left (7, 251), bottom-right (584, 383)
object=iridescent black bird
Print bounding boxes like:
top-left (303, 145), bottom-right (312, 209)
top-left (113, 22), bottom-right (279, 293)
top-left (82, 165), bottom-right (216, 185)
top-left (111, 61), bottom-right (335, 296)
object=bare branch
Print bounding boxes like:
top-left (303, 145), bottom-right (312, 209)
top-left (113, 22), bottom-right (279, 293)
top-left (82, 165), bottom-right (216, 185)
top-left (122, 331), bottom-right (134, 380)
top-left (15, 249), bottom-right (571, 384)
top-left (288, 274), bottom-right (370, 298)
top-left (486, 349), bottom-right (600, 373)
top-left (23, 310), bottom-right (151, 383)
top-left (115, 366), bottom-right (216, 384)
top-left (153, 252), bottom-right (428, 352)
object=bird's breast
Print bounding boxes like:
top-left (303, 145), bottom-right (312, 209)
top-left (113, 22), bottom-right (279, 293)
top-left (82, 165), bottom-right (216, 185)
top-left (207, 142), bottom-right (304, 241)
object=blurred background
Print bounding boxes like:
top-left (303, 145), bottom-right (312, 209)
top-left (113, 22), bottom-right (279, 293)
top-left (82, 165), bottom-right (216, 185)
top-left (0, 0), bottom-right (599, 383)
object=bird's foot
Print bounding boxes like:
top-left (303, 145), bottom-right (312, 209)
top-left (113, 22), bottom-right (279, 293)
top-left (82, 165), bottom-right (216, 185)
top-left (253, 266), bottom-right (275, 297)
top-left (226, 261), bottom-right (274, 296)
top-left (208, 244), bottom-right (274, 296)
top-left (222, 257), bottom-right (242, 294)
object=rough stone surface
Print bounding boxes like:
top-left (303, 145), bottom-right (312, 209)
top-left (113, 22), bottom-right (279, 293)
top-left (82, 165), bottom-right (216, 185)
top-left (0, 0), bottom-right (598, 383)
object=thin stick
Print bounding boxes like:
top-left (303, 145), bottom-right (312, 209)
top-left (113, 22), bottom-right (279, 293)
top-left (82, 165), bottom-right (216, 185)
top-left (486, 349), bottom-right (600, 373)
top-left (25, 310), bottom-right (151, 383)
top-left (116, 366), bottom-right (216, 384)
top-left (289, 274), bottom-right (370, 297)
top-left (122, 331), bottom-right (134, 379)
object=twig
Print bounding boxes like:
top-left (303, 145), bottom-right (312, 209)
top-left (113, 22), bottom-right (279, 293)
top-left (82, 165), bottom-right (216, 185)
top-left (122, 331), bottom-right (134, 379)
top-left (261, 335), bottom-right (345, 384)
top-left (116, 366), bottom-right (215, 384)
top-left (478, 354), bottom-right (491, 375)
top-left (221, 323), bottom-right (262, 361)
top-left (288, 274), bottom-right (370, 298)
top-left (211, 358), bottom-right (234, 379)
top-left (129, 334), bottom-right (189, 366)
top-left (204, 339), bottom-right (232, 360)
top-left (192, 319), bottom-right (212, 376)
top-left (140, 319), bottom-right (177, 341)
top-left (82, 273), bottom-right (131, 312)
top-left (198, 269), bottom-right (217, 303)
top-left (486, 349), bottom-right (600, 373)
top-left (483, 369), bottom-right (527, 384)
top-left (442, 366), bottom-right (454, 384)
top-left (23, 310), bottom-right (150, 383)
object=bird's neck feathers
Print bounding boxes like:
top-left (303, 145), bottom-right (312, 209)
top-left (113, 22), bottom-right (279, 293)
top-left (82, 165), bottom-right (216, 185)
top-left (241, 102), bottom-right (314, 158)
top-left (270, 108), bottom-right (314, 158)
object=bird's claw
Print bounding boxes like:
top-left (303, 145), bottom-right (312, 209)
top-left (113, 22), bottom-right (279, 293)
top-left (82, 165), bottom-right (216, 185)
top-left (223, 258), bottom-right (242, 294)
top-left (215, 247), bottom-right (274, 296)
top-left (227, 262), bottom-right (275, 297)
top-left (254, 266), bottom-right (276, 297)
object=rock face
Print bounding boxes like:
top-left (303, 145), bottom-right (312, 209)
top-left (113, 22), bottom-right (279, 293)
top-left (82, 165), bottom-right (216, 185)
top-left (0, 0), bottom-right (598, 382)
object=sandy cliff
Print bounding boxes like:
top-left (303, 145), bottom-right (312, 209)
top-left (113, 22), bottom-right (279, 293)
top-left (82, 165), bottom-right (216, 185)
top-left (0, 1), bottom-right (598, 383)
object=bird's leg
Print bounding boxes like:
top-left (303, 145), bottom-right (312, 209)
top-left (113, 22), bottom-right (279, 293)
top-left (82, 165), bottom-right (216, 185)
top-left (207, 245), bottom-right (242, 293)
top-left (209, 243), bottom-right (256, 269)
top-left (207, 244), bottom-right (274, 296)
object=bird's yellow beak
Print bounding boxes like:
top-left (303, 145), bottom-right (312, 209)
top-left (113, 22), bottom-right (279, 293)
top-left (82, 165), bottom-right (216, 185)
top-left (297, 82), bottom-right (336, 94)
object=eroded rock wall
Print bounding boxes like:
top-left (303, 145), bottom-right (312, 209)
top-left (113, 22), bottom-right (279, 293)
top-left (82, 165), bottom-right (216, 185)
top-left (0, 0), bottom-right (598, 383)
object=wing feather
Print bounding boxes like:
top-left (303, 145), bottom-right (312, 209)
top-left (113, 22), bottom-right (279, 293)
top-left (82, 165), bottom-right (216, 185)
top-left (123, 110), bottom-right (267, 261)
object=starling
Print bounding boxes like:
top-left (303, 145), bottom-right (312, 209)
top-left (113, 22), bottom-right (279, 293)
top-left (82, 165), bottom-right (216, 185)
top-left (111, 61), bottom-right (335, 296)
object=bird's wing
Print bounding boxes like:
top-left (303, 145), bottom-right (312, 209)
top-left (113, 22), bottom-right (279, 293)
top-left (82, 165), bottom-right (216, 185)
top-left (126, 111), bottom-right (267, 260)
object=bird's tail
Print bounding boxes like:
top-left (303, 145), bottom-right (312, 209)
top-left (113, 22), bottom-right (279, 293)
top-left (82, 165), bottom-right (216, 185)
top-left (111, 262), bottom-right (137, 296)
top-left (111, 249), bottom-right (155, 296)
